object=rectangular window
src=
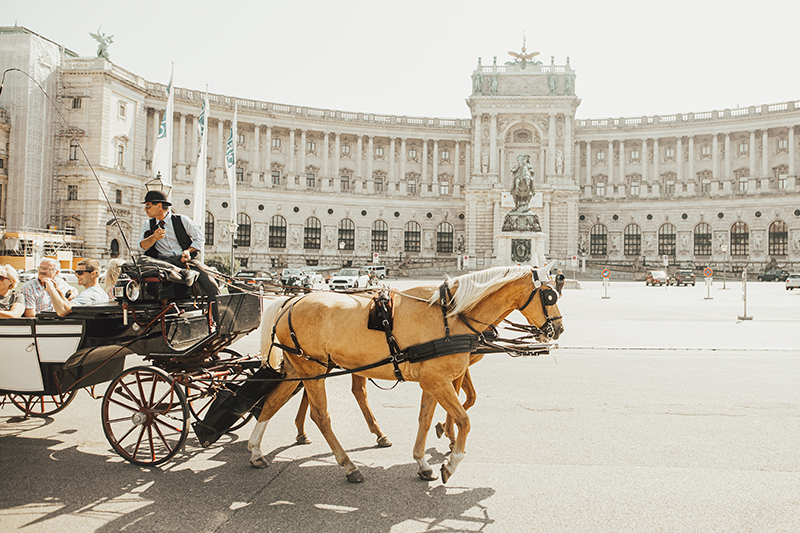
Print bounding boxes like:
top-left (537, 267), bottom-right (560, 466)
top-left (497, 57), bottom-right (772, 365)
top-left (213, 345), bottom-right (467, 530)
top-left (405, 229), bottom-right (420, 253)
top-left (72, 97), bottom-right (82, 109)
top-left (440, 181), bottom-right (449, 195)
top-left (778, 175), bottom-right (787, 189)
top-left (701, 180), bottom-right (711, 193)
top-left (664, 182), bottom-right (675, 195)
top-left (67, 184), bottom-right (78, 201)
top-left (116, 145), bottom-right (124, 167)
top-left (374, 147), bottom-right (384, 157)
top-left (739, 142), bottom-right (748, 154)
top-left (341, 144), bottom-right (350, 155)
top-left (374, 176), bottom-right (383, 192)
top-left (408, 149), bottom-right (417, 159)
top-left (307, 141), bottom-right (316, 152)
top-left (0, 158), bottom-right (4, 169)
top-left (115, 189), bottom-right (122, 204)
top-left (629, 182), bottom-right (639, 196)
top-left (596, 151), bottom-right (605, 161)
top-left (407, 180), bottom-right (416, 194)
top-left (272, 138), bottom-right (281, 148)
top-left (271, 170), bottom-right (280, 185)
top-left (340, 175), bottom-right (350, 191)
top-left (118, 103), bottom-right (126, 119)
top-left (236, 167), bottom-right (244, 183)
top-left (777, 139), bottom-right (788, 151)
top-left (596, 183), bottom-right (605, 196)
top-left (739, 178), bottom-right (748, 192)
top-left (306, 173), bottom-right (316, 188)
top-left (665, 148), bottom-right (675, 158)
top-left (630, 149), bottom-right (640, 160)
top-left (701, 145), bottom-right (711, 156)
top-left (441, 150), bottom-right (450, 161)
top-left (237, 133), bottom-right (245, 144)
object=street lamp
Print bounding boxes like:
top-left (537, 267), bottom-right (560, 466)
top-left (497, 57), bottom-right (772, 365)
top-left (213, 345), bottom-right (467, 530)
top-left (228, 222), bottom-right (238, 276)
top-left (720, 244), bottom-right (728, 290)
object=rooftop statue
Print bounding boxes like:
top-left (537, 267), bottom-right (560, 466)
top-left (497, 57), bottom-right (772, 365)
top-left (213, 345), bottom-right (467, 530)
top-left (506, 33), bottom-right (541, 69)
top-left (89, 28), bottom-right (113, 59)
top-left (472, 58), bottom-right (484, 95)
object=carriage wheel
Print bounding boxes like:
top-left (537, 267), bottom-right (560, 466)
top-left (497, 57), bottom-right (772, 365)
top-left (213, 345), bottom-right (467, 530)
top-left (102, 366), bottom-right (189, 466)
top-left (8, 390), bottom-right (77, 417)
top-left (185, 349), bottom-right (255, 432)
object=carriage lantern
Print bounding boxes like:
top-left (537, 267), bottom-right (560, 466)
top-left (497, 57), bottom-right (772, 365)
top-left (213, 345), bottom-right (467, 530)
top-left (145, 173), bottom-right (172, 197)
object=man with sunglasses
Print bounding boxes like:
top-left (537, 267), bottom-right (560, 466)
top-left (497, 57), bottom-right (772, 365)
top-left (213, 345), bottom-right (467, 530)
top-left (45, 258), bottom-right (109, 317)
top-left (20, 258), bottom-right (76, 317)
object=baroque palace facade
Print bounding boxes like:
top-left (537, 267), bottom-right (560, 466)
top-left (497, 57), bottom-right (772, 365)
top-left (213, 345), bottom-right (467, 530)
top-left (1, 27), bottom-right (799, 273)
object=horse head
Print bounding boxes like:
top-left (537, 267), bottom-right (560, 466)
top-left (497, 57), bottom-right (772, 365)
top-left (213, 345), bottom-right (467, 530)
top-left (517, 261), bottom-right (564, 341)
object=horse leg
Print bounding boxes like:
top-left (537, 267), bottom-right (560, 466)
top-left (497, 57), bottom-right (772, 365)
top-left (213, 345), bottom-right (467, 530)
top-left (293, 388), bottom-right (313, 444)
top-left (248, 378), bottom-right (304, 468)
top-left (351, 374), bottom-right (392, 447)
top-left (302, 378), bottom-right (364, 483)
top-left (423, 380), bottom-right (471, 484)
top-left (413, 389), bottom-right (439, 481)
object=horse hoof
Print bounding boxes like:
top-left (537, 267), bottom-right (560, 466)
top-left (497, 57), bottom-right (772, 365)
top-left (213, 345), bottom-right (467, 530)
top-left (376, 436), bottom-right (392, 447)
top-left (296, 435), bottom-right (312, 445)
top-left (417, 469), bottom-right (438, 481)
top-left (346, 469), bottom-right (364, 483)
top-left (434, 422), bottom-right (445, 439)
top-left (441, 465), bottom-right (452, 484)
top-left (250, 457), bottom-right (270, 469)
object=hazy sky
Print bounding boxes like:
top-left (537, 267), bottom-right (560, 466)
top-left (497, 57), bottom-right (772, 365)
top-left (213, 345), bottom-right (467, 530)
top-left (6, 0), bottom-right (800, 119)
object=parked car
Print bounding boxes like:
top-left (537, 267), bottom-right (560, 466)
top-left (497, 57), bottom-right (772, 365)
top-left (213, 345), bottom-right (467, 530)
top-left (281, 268), bottom-right (305, 285)
top-left (362, 265), bottom-right (387, 280)
top-left (229, 270), bottom-right (275, 293)
top-left (645, 270), bottom-right (669, 286)
top-left (786, 273), bottom-right (800, 290)
top-left (758, 270), bottom-right (789, 282)
top-left (59, 269), bottom-right (78, 284)
top-left (671, 269), bottom-right (696, 286)
top-left (329, 268), bottom-right (370, 290)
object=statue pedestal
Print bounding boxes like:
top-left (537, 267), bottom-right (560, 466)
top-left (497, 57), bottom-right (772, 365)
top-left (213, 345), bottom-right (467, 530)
top-left (495, 231), bottom-right (548, 267)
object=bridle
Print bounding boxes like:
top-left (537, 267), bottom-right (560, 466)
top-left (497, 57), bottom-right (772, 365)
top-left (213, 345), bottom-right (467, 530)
top-left (510, 269), bottom-right (562, 340)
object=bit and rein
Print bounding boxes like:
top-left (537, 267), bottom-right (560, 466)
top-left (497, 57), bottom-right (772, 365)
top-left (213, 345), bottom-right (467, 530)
top-left (266, 270), bottom-right (559, 383)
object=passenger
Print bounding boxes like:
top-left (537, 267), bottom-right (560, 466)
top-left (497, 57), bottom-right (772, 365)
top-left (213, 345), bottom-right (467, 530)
top-left (103, 258), bottom-right (125, 301)
top-left (0, 264), bottom-right (25, 318)
top-left (20, 258), bottom-right (76, 317)
top-left (45, 259), bottom-right (109, 317)
top-left (138, 190), bottom-right (218, 302)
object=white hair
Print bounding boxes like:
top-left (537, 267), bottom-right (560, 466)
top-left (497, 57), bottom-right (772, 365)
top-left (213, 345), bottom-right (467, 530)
top-left (40, 258), bottom-right (60, 270)
top-left (0, 264), bottom-right (19, 288)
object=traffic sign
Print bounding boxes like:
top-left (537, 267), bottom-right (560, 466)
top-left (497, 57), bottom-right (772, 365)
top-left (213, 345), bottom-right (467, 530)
top-left (703, 267), bottom-right (713, 277)
top-left (601, 269), bottom-right (610, 279)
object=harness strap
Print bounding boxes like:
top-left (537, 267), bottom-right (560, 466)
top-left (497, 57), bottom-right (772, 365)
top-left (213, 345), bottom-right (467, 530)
top-left (376, 290), bottom-right (405, 381)
top-left (438, 283), bottom-right (452, 340)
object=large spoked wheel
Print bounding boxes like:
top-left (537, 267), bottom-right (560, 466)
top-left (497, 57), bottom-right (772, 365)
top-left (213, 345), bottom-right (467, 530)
top-left (102, 366), bottom-right (189, 466)
top-left (185, 349), bottom-right (255, 433)
top-left (8, 390), bottom-right (77, 417)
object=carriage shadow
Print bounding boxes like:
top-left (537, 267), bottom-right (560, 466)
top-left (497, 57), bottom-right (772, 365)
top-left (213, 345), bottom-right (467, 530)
top-left (0, 423), bottom-right (496, 533)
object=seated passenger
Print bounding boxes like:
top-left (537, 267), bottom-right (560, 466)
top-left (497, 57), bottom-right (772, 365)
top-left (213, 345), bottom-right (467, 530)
top-left (0, 264), bottom-right (25, 318)
top-left (45, 259), bottom-right (109, 317)
top-left (20, 258), bottom-right (76, 317)
top-left (103, 258), bottom-right (125, 301)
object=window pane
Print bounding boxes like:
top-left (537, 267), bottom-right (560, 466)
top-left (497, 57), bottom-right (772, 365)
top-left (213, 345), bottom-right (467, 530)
top-left (304, 217), bottom-right (321, 250)
top-left (371, 220), bottom-right (388, 252)
top-left (437, 222), bottom-right (453, 253)
top-left (235, 213), bottom-right (251, 247)
top-left (590, 224), bottom-right (607, 255)
top-left (269, 215), bottom-right (286, 248)
top-left (404, 221), bottom-right (420, 252)
top-left (338, 218), bottom-right (355, 250)
top-left (205, 211), bottom-right (215, 246)
top-left (694, 223), bottom-right (711, 255)
top-left (768, 220), bottom-right (788, 256)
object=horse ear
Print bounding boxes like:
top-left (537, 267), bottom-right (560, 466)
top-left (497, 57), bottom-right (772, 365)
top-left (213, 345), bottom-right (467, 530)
top-left (537, 260), bottom-right (556, 280)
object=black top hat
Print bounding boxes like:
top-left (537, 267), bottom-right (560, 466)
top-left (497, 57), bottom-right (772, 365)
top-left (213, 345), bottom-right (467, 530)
top-left (142, 190), bottom-right (172, 206)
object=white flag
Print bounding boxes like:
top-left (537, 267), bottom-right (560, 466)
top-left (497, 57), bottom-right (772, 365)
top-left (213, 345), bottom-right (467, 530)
top-left (152, 64), bottom-right (174, 188)
top-left (225, 103), bottom-right (238, 225)
top-left (192, 87), bottom-right (209, 226)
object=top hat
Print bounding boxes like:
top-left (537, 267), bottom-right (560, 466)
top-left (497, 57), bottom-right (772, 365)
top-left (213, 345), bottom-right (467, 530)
top-left (142, 190), bottom-right (172, 206)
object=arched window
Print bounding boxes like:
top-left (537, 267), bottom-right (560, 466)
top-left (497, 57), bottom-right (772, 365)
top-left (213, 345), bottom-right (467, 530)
top-left (590, 224), bottom-right (607, 256)
top-left (694, 223), bottom-right (712, 256)
top-left (658, 223), bottom-right (676, 256)
top-left (304, 217), bottom-right (321, 250)
top-left (623, 224), bottom-right (641, 256)
top-left (437, 222), bottom-right (454, 253)
top-left (730, 221), bottom-right (749, 256)
top-left (269, 215), bottom-right (286, 248)
top-left (371, 220), bottom-right (388, 252)
top-left (205, 211), bottom-right (215, 246)
top-left (338, 219), bottom-right (355, 250)
top-left (235, 213), bottom-right (251, 247)
top-left (768, 220), bottom-right (788, 256)
top-left (404, 221), bottom-right (421, 252)
top-left (110, 239), bottom-right (120, 256)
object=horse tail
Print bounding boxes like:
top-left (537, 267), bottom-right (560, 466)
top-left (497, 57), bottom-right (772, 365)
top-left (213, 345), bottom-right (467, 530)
top-left (260, 296), bottom-right (290, 369)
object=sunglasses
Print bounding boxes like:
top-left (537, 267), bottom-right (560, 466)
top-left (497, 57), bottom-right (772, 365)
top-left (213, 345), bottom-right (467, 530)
top-left (0, 276), bottom-right (6, 281)
top-left (75, 270), bottom-right (93, 275)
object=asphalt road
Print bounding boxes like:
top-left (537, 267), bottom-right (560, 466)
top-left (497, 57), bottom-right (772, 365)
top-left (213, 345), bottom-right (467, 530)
top-left (1, 278), bottom-right (798, 532)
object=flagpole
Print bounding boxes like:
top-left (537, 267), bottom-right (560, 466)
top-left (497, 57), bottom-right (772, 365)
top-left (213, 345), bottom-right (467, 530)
top-left (225, 102), bottom-right (238, 276)
top-left (192, 85), bottom-right (209, 229)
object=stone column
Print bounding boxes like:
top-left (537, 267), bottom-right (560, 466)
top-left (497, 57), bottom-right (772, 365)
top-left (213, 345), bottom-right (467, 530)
top-left (676, 137), bottom-right (683, 183)
top-left (400, 138), bottom-right (407, 183)
top-left (216, 120), bottom-right (225, 182)
top-left (421, 139), bottom-right (428, 185)
top-left (688, 136), bottom-right (695, 183)
top-left (252, 125), bottom-right (261, 185)
top-left (432, 140), bottom-right (439, 185)
top-left (333, 133), bottom-right (340, 182)
top-left (465, 142), bottom-right (471, 184)
top-left (489, 113), bottom-right (497, 173)
top-left (619, 139), bottom-right (626, 189)
top-left (473, 114), bottom-right (482, 174)
top-left (761, 129), bottom-right (769, 178)
top-left (539, 148), bottom-right (546, 182)
top-left (641, 139), bottom-right (648, 184)
top-left (749, 130), bottom-right (756, 177)
top-left (724, 133), bottom-right (731, 180)
top-left (586, 141), bottom-right (592, 188)
top-left (322, 132), bottom-right (330, 179)
top-left (548, 113), bottom-right (556, 175)
top-left (265, 126), bottom-right (272, 186)
top-left (712, 134), bottom-right (719, 180)
top-left (653, 138), bottom-right (660, 185)
top-left (454, 141), bottom-right (460, 185)
top-left (565, 116), bottom-right (572, 176)
top-left (300, 130), bottom-right (307, 179)
top-left (356, 135), bottom-right (363, 180)
top-left (288, 129), bottom-right (296, 177)
top-left (608, 140), bottom-right (614, 186)
top-left (366, 136), bottom-right (374, 183)
top-left (388, 137), bottom-right (395, 184)
top-left (789, 127), bottom-right (796, 176)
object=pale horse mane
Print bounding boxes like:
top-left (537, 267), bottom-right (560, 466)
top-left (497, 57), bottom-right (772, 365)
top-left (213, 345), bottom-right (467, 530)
top-left (427, 265), bottom-right (532, 318)
top-left (259, 295), bottom-right (292, 369)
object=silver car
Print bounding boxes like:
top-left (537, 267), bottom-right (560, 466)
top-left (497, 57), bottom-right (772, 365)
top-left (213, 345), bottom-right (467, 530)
top-left (785, 273), bottom-right (800, 290)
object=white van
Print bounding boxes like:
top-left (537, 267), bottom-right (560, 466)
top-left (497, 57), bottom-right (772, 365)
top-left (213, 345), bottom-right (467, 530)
top-left (362, 265), bottom-right (387, 279)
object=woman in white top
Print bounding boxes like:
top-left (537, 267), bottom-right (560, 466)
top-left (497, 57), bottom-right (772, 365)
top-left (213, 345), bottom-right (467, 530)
top-left (0, 264), bottom-right (25, 318)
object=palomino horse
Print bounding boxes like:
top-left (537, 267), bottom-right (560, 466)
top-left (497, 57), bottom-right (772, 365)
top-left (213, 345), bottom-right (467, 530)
top-left (248, 264), bottom-right (563, 483)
